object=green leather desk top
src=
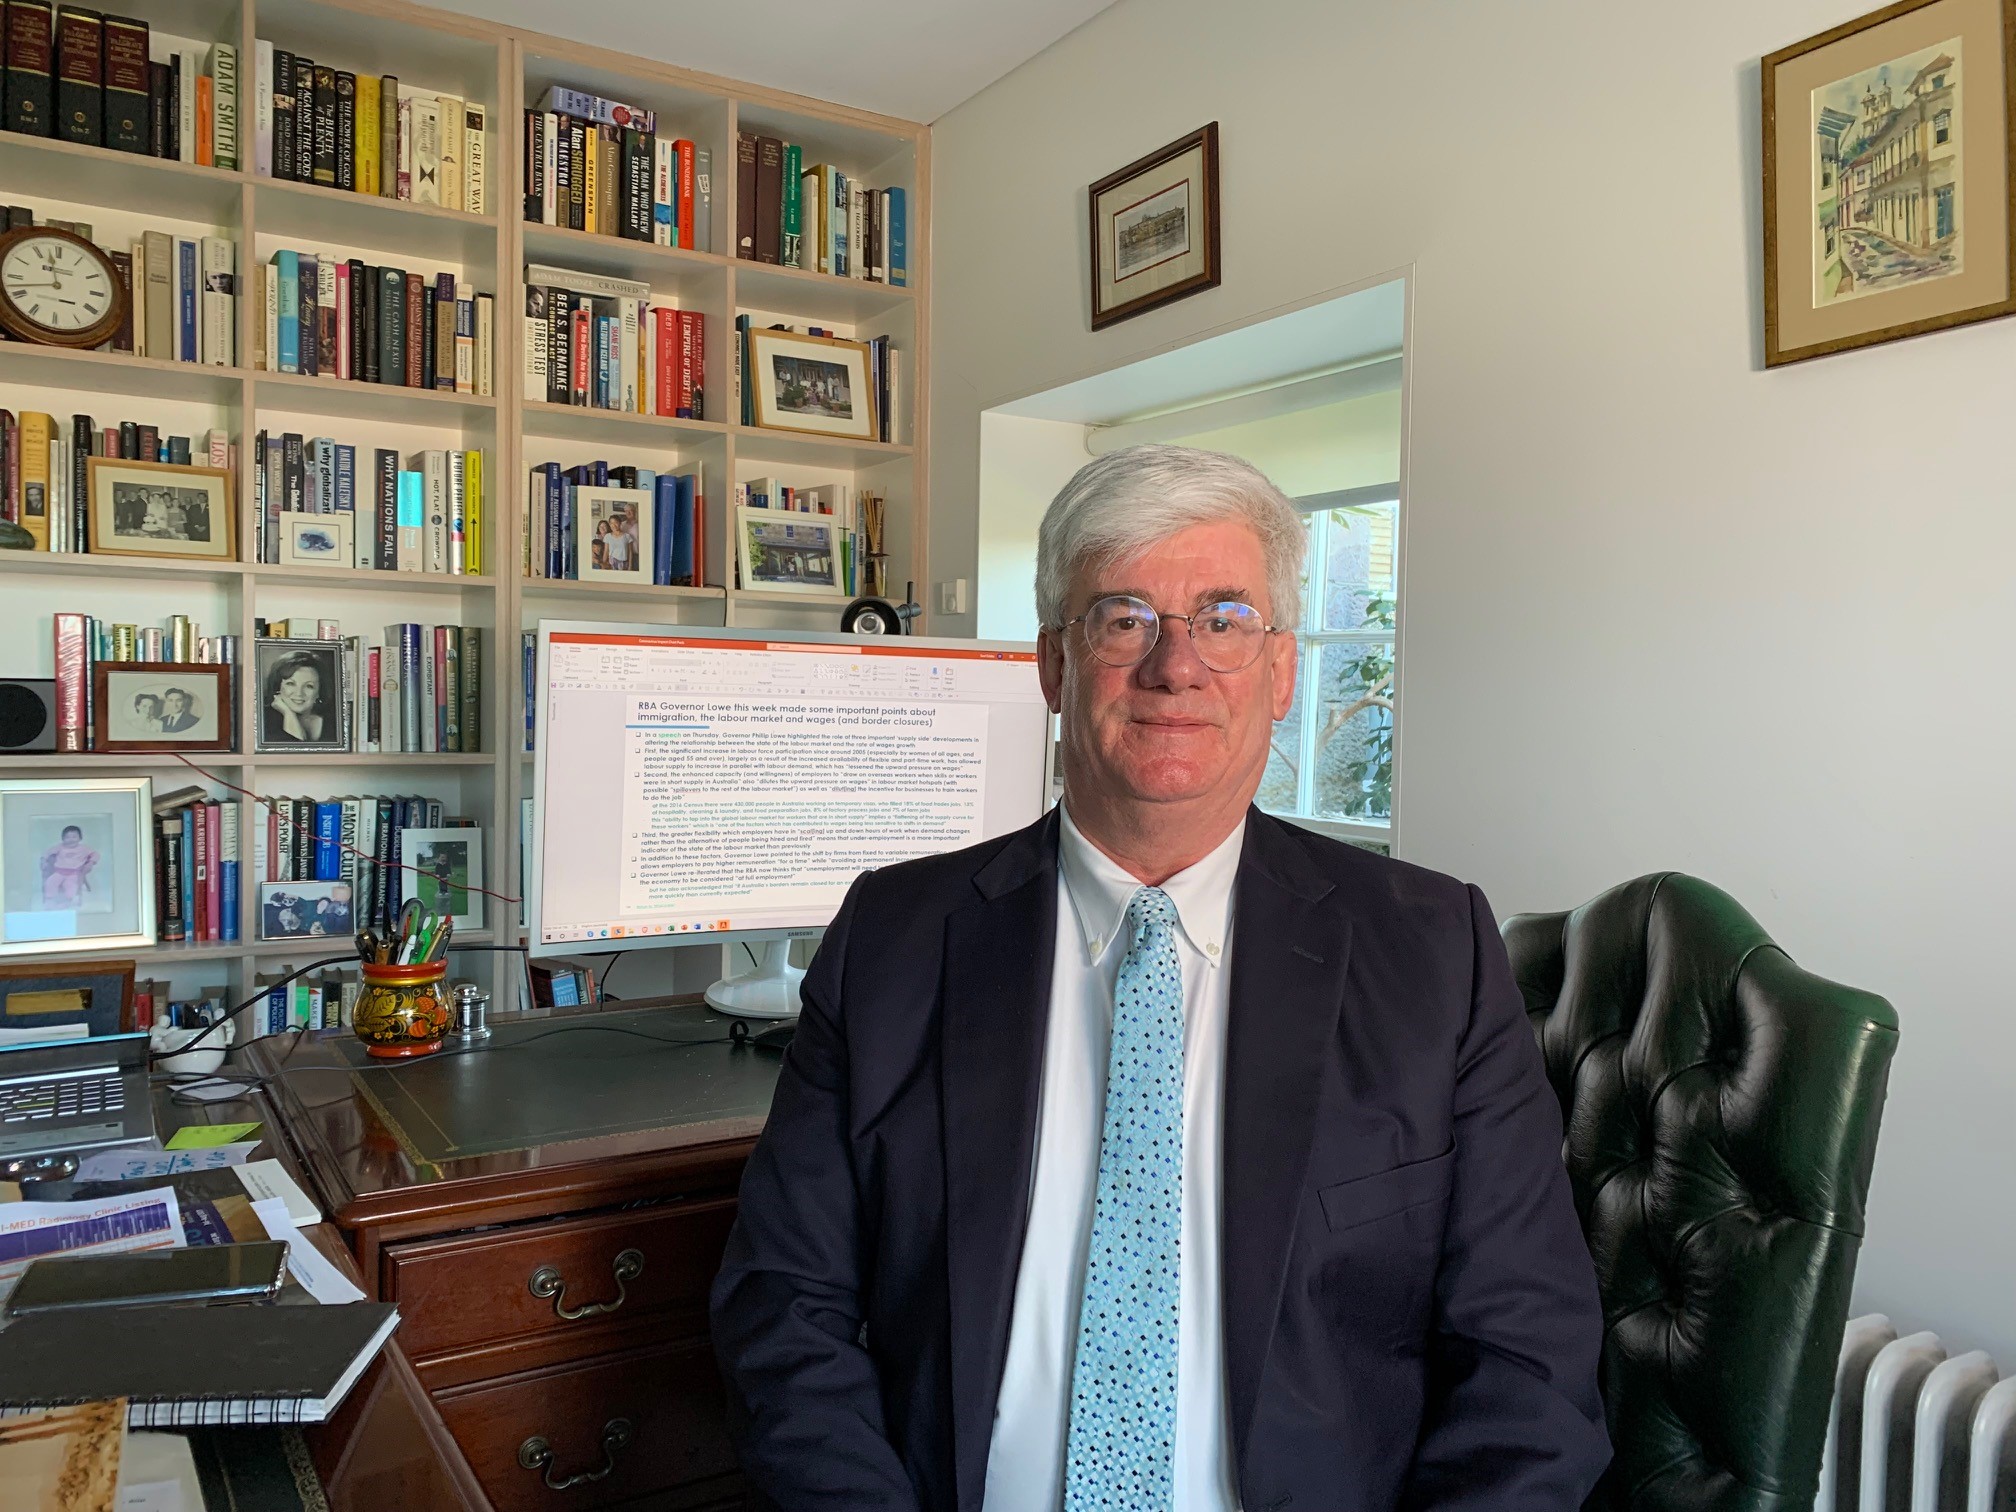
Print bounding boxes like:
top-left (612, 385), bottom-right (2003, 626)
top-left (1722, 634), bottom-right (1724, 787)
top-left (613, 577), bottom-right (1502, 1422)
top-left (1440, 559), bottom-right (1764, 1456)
top-left (255, 1001), bottom-right (783, 1213)
top-left (333, 1002), bottom-right (780, 1164)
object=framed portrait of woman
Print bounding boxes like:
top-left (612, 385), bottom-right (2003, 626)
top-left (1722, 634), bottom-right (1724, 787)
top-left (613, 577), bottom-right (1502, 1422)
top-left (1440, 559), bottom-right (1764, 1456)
top-left (253, 639), bottom-right (349, 755)
top-left (0, 778), bottom-right (156, 959)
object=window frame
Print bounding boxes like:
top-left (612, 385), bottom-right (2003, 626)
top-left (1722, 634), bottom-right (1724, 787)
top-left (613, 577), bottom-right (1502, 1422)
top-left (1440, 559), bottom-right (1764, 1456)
top-left (1266, 482), bottom-right (1402, 853)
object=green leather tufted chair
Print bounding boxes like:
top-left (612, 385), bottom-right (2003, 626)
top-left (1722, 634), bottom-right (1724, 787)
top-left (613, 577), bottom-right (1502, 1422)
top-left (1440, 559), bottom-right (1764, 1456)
top-left (1502, 873), bottom-right (1899, 1512)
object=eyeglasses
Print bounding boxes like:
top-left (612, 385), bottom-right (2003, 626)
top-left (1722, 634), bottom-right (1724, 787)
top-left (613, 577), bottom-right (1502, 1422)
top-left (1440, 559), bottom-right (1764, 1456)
top-left (1059, 594), bottom-right (1280, 673)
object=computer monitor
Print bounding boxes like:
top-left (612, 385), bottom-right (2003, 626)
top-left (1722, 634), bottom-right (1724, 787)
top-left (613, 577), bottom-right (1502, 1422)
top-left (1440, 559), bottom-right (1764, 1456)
top-left (529, 620), bottom-right (1052, 1017)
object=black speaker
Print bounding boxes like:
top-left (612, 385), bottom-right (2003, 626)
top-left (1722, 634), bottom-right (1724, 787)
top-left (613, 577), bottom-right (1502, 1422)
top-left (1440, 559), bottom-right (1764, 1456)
top-left (0, 679), bottom-right (58, 753)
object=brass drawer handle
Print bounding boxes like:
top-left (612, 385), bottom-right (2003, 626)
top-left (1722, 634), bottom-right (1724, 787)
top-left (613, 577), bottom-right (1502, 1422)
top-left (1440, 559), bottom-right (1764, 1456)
top-left (528, 1248), bottom-right (643, 1321)
top-left (517, 1417), bottom-right (632, 1491)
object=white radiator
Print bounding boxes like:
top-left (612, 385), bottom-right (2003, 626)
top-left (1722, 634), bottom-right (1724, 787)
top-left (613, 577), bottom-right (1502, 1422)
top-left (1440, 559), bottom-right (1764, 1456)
top-left (1815, 1314), bottom-right (2016, 1511)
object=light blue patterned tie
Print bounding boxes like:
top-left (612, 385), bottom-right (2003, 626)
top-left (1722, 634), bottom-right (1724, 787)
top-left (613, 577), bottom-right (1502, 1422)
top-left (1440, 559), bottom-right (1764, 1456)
top-left (1064, 886), bottom-right (1183, 1511)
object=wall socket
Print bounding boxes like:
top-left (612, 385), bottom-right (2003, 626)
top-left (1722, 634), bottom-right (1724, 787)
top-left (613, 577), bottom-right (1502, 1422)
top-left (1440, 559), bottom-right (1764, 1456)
top-left (937, 579), bottom-right (970, 614)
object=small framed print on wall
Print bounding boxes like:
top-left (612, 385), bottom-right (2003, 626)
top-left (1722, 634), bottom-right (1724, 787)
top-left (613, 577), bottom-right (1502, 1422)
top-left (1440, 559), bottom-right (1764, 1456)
top-left (1089, 122), bottom-right (1221, 330)
top-left (1764, 0), bottom-right (2016, 364)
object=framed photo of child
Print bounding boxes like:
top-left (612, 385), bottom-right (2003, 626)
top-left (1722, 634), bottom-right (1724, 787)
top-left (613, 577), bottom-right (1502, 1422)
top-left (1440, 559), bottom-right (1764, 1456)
top-left (0, 778), bottom-right (155, 959)
top-left (399, 828), bottom-right (484, 931)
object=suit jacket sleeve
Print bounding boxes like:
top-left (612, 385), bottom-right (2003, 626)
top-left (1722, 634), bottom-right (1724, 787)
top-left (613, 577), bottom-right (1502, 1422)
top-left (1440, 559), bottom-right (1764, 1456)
top-left (1402, 884), bottom-right (1611, 1509)
top-left (710, 874), bottom-right (923, 1510)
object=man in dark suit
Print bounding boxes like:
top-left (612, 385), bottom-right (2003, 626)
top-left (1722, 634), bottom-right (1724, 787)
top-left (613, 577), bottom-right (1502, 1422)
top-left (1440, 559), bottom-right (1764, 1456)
top-left (712, 444), bottom-right (1608, 1511)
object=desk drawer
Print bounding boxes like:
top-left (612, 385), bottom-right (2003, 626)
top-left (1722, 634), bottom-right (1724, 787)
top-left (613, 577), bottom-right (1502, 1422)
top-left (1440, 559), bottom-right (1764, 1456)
top-left (435, 1338), bottom-right (740, 1512)
top-left (386, 1199), bottom-right (738, 1362)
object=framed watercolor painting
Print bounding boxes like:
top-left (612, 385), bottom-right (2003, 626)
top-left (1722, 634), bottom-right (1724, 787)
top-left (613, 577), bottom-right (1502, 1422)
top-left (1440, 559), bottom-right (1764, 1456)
top-left (1764, 0), bottom-right (2016, 365)
top-left (1088, 122), bottom-right (1221, 330)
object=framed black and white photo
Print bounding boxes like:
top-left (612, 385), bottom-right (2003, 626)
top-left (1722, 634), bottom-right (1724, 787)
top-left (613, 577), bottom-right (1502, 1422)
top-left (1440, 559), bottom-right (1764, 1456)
top-left (253, 638), bottom-right (348, 754)
top-left (736, 506), bottom-right (845, 597)
top-left (576, 486), bottom-right (654, 585)
top-left (259, 879), bottom-right (356, 940)
top-left (277, 513), bottom-right (355, 567)
top-left (86, 457), bottom-right (235, 562)
top-left (400, 827), bottom-right (484, 930)
top-left (0, 777), bottom-right (155, 959)
top-left (1089, 122), bottom-right (1221, 330)
top-left (91, 661), bottom-right (234, 754)
top-left (746, 328), bottom-right (879, 441)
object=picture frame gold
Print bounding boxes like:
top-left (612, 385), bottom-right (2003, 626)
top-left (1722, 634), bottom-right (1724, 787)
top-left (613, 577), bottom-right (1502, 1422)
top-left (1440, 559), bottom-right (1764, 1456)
top-left (745, 327), bottom-right (880, 441)
top-left (86, 456), bottom-right (236, 562)
top-left (1763, 0), bottom-right (2016, 365)
top-left (1089, 122), bottom-right (1221, 330)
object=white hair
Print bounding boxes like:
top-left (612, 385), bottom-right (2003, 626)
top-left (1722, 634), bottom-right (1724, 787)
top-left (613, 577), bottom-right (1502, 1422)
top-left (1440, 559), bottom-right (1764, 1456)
top-left (1035, 444), bottom-right (1305, 628)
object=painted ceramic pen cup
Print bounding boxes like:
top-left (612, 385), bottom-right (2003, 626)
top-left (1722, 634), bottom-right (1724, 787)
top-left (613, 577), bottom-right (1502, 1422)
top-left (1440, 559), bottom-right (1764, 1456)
top-left (352, 959), bottom-right (453, 1058)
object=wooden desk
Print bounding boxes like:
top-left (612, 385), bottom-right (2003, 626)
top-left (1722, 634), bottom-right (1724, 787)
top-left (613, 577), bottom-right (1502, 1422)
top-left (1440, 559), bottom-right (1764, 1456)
top-left (250, 1000), bottom-right (780, 1512)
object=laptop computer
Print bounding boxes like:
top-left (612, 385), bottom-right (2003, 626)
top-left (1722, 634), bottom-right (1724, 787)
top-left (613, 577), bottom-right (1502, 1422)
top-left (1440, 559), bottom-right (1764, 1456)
top-left (0, 1033), bottom-right (154, 1161)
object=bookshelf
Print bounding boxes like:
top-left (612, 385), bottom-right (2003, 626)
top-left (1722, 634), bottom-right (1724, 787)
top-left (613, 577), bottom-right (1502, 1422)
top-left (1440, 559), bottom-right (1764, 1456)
top-left (0, 0), bottom-right (931, 1007)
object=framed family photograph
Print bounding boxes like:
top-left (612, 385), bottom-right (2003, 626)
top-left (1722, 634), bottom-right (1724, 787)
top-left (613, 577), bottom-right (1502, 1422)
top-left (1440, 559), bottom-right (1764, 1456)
top-left (90, 662), bottom-right (234, 754)
top-left (1764, 0), bottom-right (2016, 365)
top-left (576, 486), bottom-right (655, 584)
top-left (736, 506), bottom-right (845, 597)
top-left (86, 457), bottom-right (235, 562)
top-left (253, 638), bottom-right (348, 754)
top-left (277, 513), bottom-right (355, 567)
top-left (1089, 122), bottom-right (1221, 330)
top-left (0, 777), bottom-right (155, 959)
top-left (260, 879), bottom-right (355, 940)
top-left (400, 827), bottom-right (484, 930)
top-left (746, 328), bottom-right (879, 440)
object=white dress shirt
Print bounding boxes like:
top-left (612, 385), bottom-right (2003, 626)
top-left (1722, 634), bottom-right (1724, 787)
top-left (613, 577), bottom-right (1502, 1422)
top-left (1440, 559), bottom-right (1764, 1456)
top-left (982, 805), bottom-right (1244, 1512)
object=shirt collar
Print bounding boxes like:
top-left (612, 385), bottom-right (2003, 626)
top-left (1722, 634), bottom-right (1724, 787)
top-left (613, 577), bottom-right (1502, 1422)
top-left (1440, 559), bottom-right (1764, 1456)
top-left (1057, 803), bottom-right (1244, 969)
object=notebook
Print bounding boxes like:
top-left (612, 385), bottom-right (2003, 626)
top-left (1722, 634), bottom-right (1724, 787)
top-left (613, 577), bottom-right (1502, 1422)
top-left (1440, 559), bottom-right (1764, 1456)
top-left (0, 1302), bottom-right (400, 1426)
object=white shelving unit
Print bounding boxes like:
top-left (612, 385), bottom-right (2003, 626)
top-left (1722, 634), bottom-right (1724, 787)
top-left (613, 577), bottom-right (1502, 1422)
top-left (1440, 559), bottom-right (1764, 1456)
top-left (0, 0), bottom-right (931, 1003)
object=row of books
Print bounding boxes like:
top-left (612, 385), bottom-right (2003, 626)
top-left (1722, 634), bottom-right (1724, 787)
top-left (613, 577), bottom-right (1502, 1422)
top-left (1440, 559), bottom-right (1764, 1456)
top-left (252, 790), bottom-right (472, 917)
top-left (0, 206), bottom-right (236, 365)
top-left (0, 408), bottom-right (231, 550)
top-left (523, 263), bottom-right (704, 416)
top-left (150, 786), bottom-right (240, 944)
top-left (51, 612), bottom-right (235, 752)
top-left (732, 317), bottom-right (901, 443)
top-left (521, 91), bottom-right (710, 248)
top-left (254, 434), bottom-right (487, 576)
top-left (250, 251), bottom-right (495, 394)
top-left (1, 5), bottom-right (237, 167)
top-left (257, 45), bottom-right (486, 211)
top-left (734, 133), bottom-right (907, 286)
top-left (266, 621), bottom-right (483, 754)
top-left (253, 968), bottom-right (358, 1034)
top-left (524, 461), bottom-right (704, 588)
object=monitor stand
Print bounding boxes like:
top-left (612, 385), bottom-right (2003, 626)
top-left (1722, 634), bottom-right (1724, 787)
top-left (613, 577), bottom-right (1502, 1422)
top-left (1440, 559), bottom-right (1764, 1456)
top-left (704, 939), bottom-right (803, 1020)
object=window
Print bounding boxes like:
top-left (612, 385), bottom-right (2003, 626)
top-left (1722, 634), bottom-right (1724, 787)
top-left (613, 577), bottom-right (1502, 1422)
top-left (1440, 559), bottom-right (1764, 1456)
top-left (1257, 485), bottom-right (1400, 855)
top-left (1935, 110), bottom-right (1952, 144)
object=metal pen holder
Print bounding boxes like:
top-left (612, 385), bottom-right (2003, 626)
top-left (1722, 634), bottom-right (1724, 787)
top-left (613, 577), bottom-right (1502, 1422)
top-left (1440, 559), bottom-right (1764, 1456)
top-left (451, 983), bottom-right (493, 1043)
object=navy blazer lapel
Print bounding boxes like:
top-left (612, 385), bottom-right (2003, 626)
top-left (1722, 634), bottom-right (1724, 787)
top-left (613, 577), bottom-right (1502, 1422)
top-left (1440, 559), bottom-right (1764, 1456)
top-left (942, 809), bottom-right (1058, 1512)
top-left (1221, 810), bottom-right (1353, 1464)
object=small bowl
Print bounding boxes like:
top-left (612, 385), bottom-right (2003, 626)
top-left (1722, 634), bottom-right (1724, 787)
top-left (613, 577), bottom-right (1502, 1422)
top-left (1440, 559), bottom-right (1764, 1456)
top-left (150, 1018), bottom-right (234, 1076)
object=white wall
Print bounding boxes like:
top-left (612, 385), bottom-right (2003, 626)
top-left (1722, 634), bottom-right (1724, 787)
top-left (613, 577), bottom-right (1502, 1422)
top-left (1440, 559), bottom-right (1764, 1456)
top-left (929, 0), bottom-right (2016, 1361)
top-left (977, 412), bottom-right (1091, 641)
top-left (1174, 389), bottom-right (1402, 497)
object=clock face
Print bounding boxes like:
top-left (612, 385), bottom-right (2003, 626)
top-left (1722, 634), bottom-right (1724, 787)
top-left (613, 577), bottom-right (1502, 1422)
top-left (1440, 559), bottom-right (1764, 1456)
top-left (2, 234), bottom-right (115, 334)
